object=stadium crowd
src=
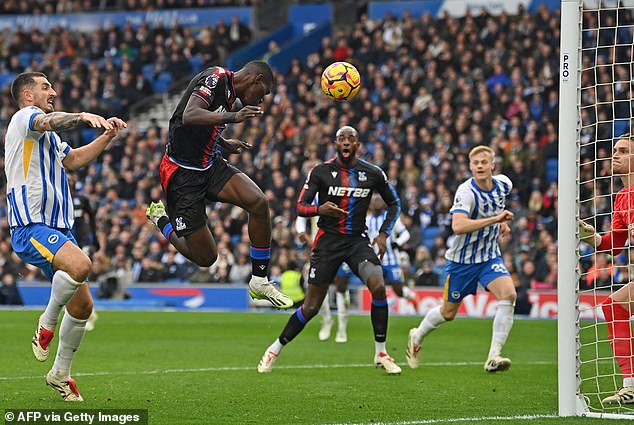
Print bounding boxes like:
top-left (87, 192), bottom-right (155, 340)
top-left (0, 0), bottom-right (258, 15)
top-left (1, 4), bottom-right (615, 307)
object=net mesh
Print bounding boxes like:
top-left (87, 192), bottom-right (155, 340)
top-left (578, 0), bottom-right (634, 414)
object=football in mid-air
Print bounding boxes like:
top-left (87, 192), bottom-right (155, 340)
top-left (321, 61), bottom-right (361, 101)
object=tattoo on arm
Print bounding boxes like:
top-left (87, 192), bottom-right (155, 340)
top-left (32, 112), bottom-right (82, 131)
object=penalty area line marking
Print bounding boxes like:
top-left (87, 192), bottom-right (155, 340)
top-left (327, 414), bottom-right (560, 425)
top-left (0, 360), bottom-right (555, 381)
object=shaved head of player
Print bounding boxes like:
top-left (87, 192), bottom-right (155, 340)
top-left (232, 60), bottom-right (273, 107)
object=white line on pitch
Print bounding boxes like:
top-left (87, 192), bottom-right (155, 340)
top-left (0, 360), bottom-right (555, 381)
top-left (327, 414), bottom-right (560, 425)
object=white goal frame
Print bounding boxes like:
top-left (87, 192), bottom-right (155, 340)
top-left (559, 0), bottom-right (634, 419)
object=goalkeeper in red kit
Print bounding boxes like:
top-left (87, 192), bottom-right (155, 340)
top-left (580, 133), bottom-right (634, 404)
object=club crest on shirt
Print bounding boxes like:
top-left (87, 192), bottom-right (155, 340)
top-left (205, 74), bottom-right (219, 89)
top-left (358, 171), bottom-right (367, 181)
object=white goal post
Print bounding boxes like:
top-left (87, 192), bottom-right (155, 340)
top-left (559, 0), bottom-right (634, 419)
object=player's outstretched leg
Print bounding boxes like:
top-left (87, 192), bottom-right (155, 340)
top-left (258, 285), bottom-right (327, 372)
top-left (258, 306), bottom-right (314, 373)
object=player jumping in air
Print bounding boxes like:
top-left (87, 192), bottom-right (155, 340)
top-left (146, 61), bottom-right (292, 309)
top-left (406, 146), bottom-right (516, 373)
top-left (257, 125), bottom-right (402, 374)
top-left (580, 133), bottom-right (634, 404)
top-left (5, 72), bottom-right (126, 401)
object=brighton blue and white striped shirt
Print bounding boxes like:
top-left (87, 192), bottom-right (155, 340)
top-left (445, 175), bottom-right (513, 264)
top-left (4, 106), bottom-right (74, 229)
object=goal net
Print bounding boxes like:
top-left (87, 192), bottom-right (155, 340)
top-left (560, 0), bottom-right (634, 419)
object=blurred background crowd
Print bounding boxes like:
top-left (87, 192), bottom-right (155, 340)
top-left (0, 0), bottom-right (259, 15)
top-left (0, 3), bottom-right (620, 306)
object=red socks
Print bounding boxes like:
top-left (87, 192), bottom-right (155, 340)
top-left (602, 297), bottom-right (634, 379)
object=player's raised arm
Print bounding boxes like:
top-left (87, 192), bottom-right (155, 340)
top-left (62, 117), bottom-right (127, 171)
top-left (31, 111), bottom-right (113, 132)
top-left (183, 94), bottom-right (263, 125)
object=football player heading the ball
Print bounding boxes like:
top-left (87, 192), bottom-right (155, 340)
top-left (147, 61), bottom-right (293, 309)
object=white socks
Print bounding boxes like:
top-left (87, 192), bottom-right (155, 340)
top-left (319, 293), bottom-right (332, 323)
top-left (488, 300), bottom-right (515, 358)
top-left (402, 286), bottom-right (416, 301)
top-left (413, 305), bottom-right (446, 344)
top-left (41, 271), bottom-right (84, 330)
top-left (375, 341), bottom-right (386, 355)
top-left (268, 338), bottom-right (284, 355)
top-left (51, 311), bottom-right (87, 380)
top-left (624, 377), bottom-right (634, 388)
top-left (336, 290), bottom-right (349, 332)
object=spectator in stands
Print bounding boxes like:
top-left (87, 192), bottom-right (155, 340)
top-left (229, 253), bottom-right (251, 284)
top-left (228, 16), bottom-right (252, 50)
top-left (0, 273), bottom-right (23, 305)
top-left (414, 261), bottom-right (438, 287)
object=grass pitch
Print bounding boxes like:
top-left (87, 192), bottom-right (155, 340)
top-left (0, 310), bottom-right (629, 424)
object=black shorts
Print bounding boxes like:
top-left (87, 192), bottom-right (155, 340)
top-left (164, 157), bottom-right (240, 237)
top-left (308, 231), bottom-right (381, 286)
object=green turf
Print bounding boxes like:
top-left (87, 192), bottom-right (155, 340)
top-left (0, 310), bottom-right (632, 424)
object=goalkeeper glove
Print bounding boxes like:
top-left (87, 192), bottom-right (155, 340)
top-left (578, 220), bottom-right (601, 247)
